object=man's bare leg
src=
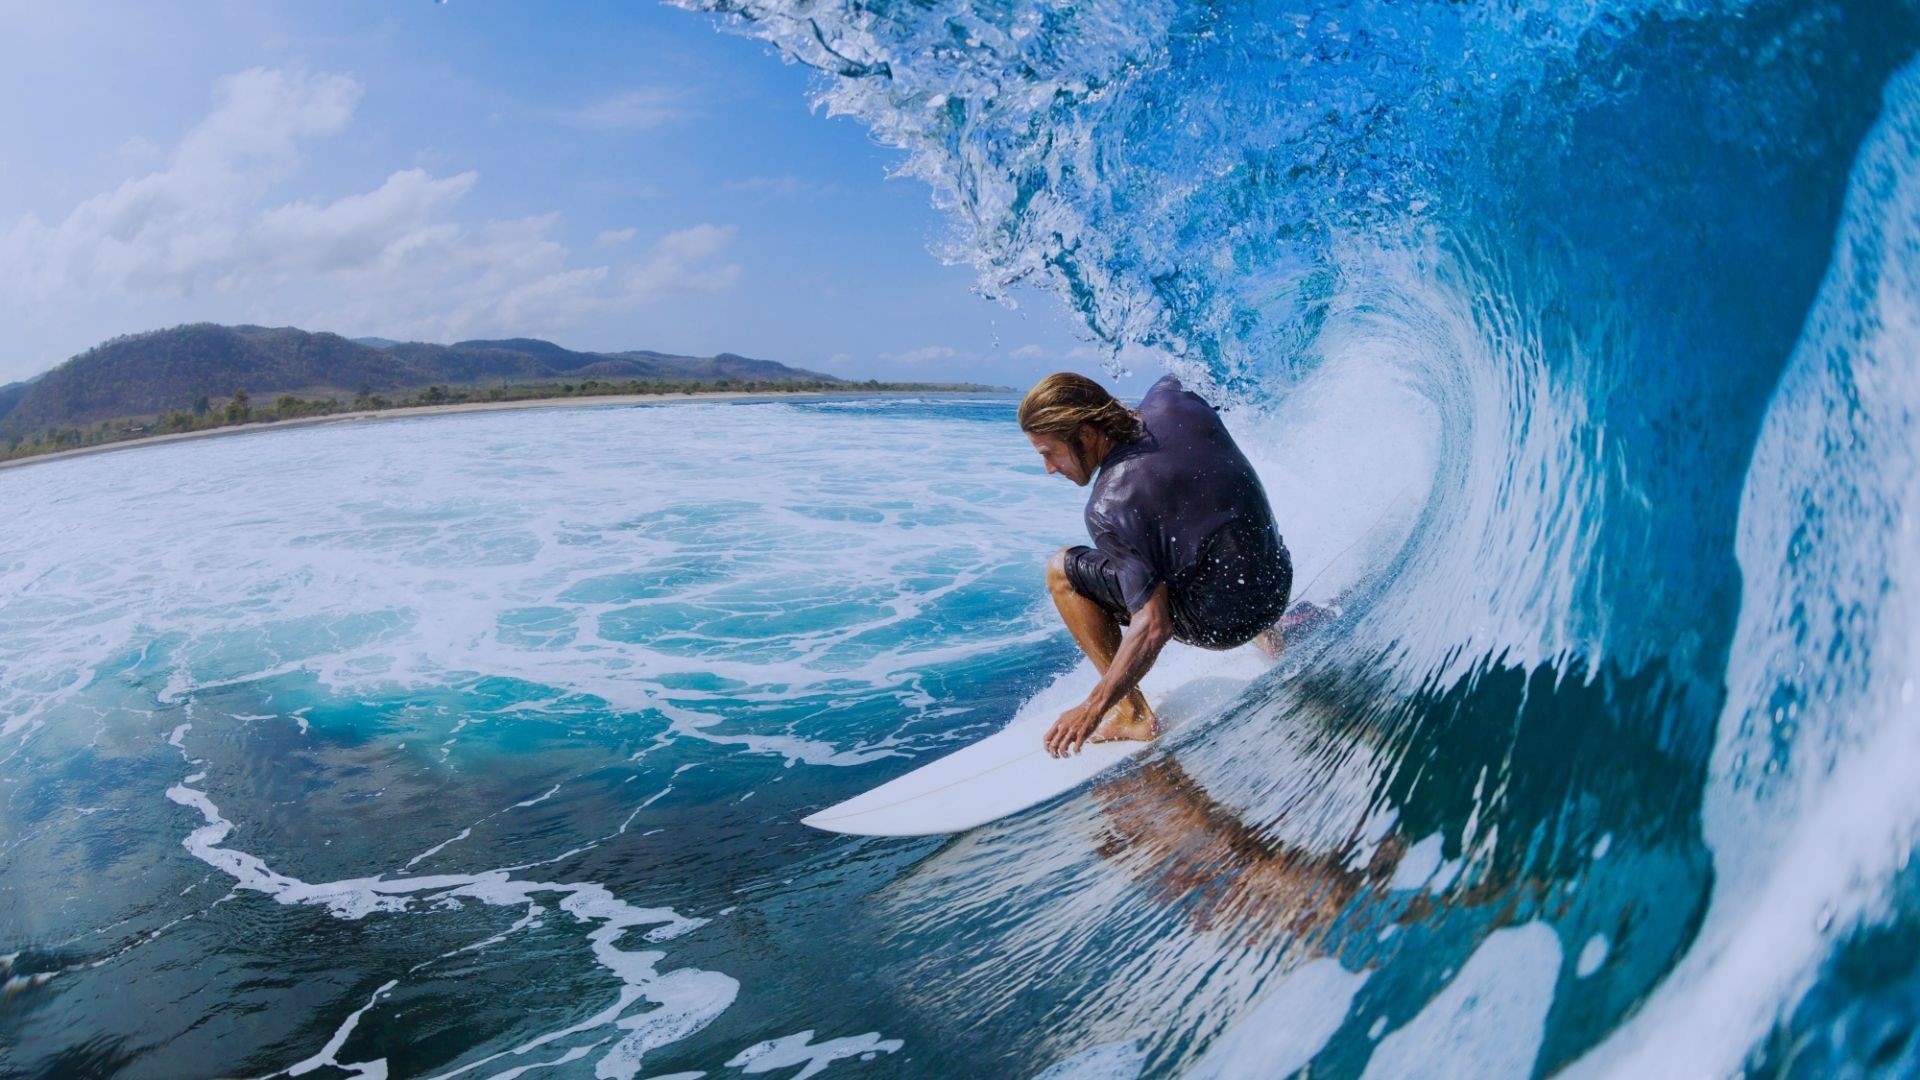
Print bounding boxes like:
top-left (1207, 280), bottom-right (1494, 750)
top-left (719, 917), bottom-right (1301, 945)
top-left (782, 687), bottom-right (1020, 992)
top-left (1047, 549), bottom-right (1158, 741)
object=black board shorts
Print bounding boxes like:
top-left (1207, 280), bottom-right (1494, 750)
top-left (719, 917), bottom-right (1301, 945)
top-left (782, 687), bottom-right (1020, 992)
top-left (1063, 523), bottom-right (1293, 650)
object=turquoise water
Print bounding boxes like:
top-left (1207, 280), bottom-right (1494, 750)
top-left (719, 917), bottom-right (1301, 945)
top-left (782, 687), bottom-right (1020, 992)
top-left (0, 398), bottom-right (1147, 1076)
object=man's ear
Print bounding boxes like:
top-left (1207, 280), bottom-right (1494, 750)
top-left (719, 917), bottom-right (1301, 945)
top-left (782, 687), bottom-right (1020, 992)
top-left (1075, 423), bottom-right (1103, 466)
top-left (1066, 426), bottom-right (1090, 471)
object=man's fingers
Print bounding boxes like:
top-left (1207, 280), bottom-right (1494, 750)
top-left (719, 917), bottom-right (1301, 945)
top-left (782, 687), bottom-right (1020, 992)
top-left (1044, 713), bottom-right (1082, 757)
top-left (1046, 706), bottom-right (1112, 757)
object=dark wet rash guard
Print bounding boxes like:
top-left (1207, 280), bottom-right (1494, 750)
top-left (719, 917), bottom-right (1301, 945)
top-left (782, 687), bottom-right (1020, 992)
top-left (1083, 374), bottom-right (1283, 615)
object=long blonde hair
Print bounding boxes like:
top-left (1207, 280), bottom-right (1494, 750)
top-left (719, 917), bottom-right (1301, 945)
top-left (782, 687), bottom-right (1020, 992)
top-left (1017, 373), bottom-right (1141, 449)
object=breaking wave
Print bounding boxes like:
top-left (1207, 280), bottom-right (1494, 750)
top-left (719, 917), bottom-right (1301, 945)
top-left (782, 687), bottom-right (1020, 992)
top-left (672, 0), bottom-right (1920, 1073)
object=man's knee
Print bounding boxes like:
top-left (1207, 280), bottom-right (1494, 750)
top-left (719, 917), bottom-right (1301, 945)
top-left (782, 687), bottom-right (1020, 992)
top-left (1046, 547), bottom-right (1076, 595)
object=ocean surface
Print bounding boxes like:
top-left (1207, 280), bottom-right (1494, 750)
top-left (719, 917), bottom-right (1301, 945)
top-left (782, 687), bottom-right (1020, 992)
top-left (9, 0), bottom-right (1920, 1076)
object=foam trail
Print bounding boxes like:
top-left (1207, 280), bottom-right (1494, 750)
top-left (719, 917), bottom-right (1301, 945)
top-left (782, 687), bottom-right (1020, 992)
top-left (404, 828), bottom-right (472, 870)
top-left (515, 784), bottom-right (563, 808)
top-left (164, 738), bottom-right (736, 1078)
top-left (724, 1029), bottom-right (906, 1079)
top-left (280, 979), bottom-right (398, 1079)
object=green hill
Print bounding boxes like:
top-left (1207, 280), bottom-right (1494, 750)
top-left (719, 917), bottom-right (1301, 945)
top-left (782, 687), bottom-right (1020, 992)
top-left (0, 324), bottom-right (846, 437)
top-left (0, 375), bottom-right (42, 425)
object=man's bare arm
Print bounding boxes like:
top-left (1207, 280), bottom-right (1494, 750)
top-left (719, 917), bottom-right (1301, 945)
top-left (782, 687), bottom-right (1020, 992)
top-left (1088, 584), bottom-right (1174, 715)
top-left (1045, 584), bottom-right (1175, 756)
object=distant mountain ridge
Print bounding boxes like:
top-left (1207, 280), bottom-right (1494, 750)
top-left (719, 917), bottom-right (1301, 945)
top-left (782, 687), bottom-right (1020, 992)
top-left (0, 324), bottom-right (847, 436)
top-left (0, 373), bottom-right (43, 427)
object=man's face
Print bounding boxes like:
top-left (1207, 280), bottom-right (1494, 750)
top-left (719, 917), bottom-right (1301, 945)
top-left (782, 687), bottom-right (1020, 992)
top-left (1026, 429), bottom-right (1094, 486)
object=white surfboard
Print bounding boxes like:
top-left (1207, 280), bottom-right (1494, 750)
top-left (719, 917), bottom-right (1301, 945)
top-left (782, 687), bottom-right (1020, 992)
top-left (803, 651), bottom-right (1270, 837)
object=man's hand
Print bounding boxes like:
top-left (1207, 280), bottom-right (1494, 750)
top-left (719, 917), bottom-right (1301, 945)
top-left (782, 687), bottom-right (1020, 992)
top-left (1045, 700), bottom-right (1106, 757)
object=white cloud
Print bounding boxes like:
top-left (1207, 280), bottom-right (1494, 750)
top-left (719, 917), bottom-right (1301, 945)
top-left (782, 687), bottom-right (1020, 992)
top-left (597, 227), bottom-right (637, 247)
top-left (627, 223), bottom-right (740, 297)
top-left (883, 345), bottom-right (962, 366)
top-left (721, 175), bottom-right (843, 198)
top-left (115, 135), bottom-right (161, 161)
top-left (0, 67), bottom-right (740, 345)
top-left (303, 220), bottom-right (740, 343)
top-left (253, 168), bottom-right (479, 276)
top-left (1000, 342), bottom-right (1133, 368)
top-left (4, 68), bottom-right (363, 298)
top-left (563, 87), bottom-right (688, 131)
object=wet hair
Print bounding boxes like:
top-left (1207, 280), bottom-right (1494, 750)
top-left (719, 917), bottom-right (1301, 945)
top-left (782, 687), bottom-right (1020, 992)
top-left (1017, 372), bottom-right (1142, 450)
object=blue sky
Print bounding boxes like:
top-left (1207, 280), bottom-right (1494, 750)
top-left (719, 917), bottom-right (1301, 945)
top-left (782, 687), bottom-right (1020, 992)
top-left (0, 1), bottom-right (1161, 393)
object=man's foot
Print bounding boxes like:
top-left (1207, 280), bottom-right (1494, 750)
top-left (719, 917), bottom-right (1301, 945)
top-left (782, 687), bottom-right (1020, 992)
top-left (1255, 627), bottom-right (1284, 660)
top-left (1258, 601), bottom-right (1341, 660)
top-left (1283, 601), bottom-right (1339, 635)
top-left (1089, 702), bottom-right (1158, 743)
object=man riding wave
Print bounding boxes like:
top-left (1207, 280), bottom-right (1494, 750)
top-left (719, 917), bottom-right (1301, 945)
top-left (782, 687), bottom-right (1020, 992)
top-left (1020, 372), bottom-right (1293, 758)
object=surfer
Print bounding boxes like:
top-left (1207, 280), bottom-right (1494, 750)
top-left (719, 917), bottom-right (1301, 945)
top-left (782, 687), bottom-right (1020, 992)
top-left (1021, 372), bottom-right (1292, 757)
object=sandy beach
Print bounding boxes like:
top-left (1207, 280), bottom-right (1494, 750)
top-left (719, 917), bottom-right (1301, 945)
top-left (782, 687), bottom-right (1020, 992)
top-left (0, 389), bottom-right (1007, 473)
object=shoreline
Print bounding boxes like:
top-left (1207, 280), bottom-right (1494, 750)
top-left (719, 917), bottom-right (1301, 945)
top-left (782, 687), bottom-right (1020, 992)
top-left (0, 389), bottom-right (1013, 473)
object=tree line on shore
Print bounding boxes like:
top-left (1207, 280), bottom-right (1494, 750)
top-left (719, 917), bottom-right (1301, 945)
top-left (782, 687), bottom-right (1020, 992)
top-left (0, 377), bottom-right (991, 464)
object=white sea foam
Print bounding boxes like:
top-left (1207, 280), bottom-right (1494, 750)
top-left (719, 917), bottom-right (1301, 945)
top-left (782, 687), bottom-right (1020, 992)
top-left (1188, 958), bottom-right (1370, 1078)
top-left (1032, 1039), bottom-right (1148, 1079)
top-left (1362, 922), bottom-right (1562, 1079)
top-left (514, 783), bottom-right (563, 808)
top-left (724, 1029), bottom-right (905, 1079)
top-left (281, 979), bottom-right (398, 1078)
top-left (403, 828), bottom-right (472, 870)
top-left (6, 401), bottom-right (1087, 1074)
top-left (478, 1042), bottom-right (603, 1080)
top-left (1389, 833), bottom-right (1446, 891)
top-left (0, 399), bottom-right (1083, 776)
top-left (164, 732), bottom-right (734, 1078)
top-left (1577, 935), bottom-right (1609, 978)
